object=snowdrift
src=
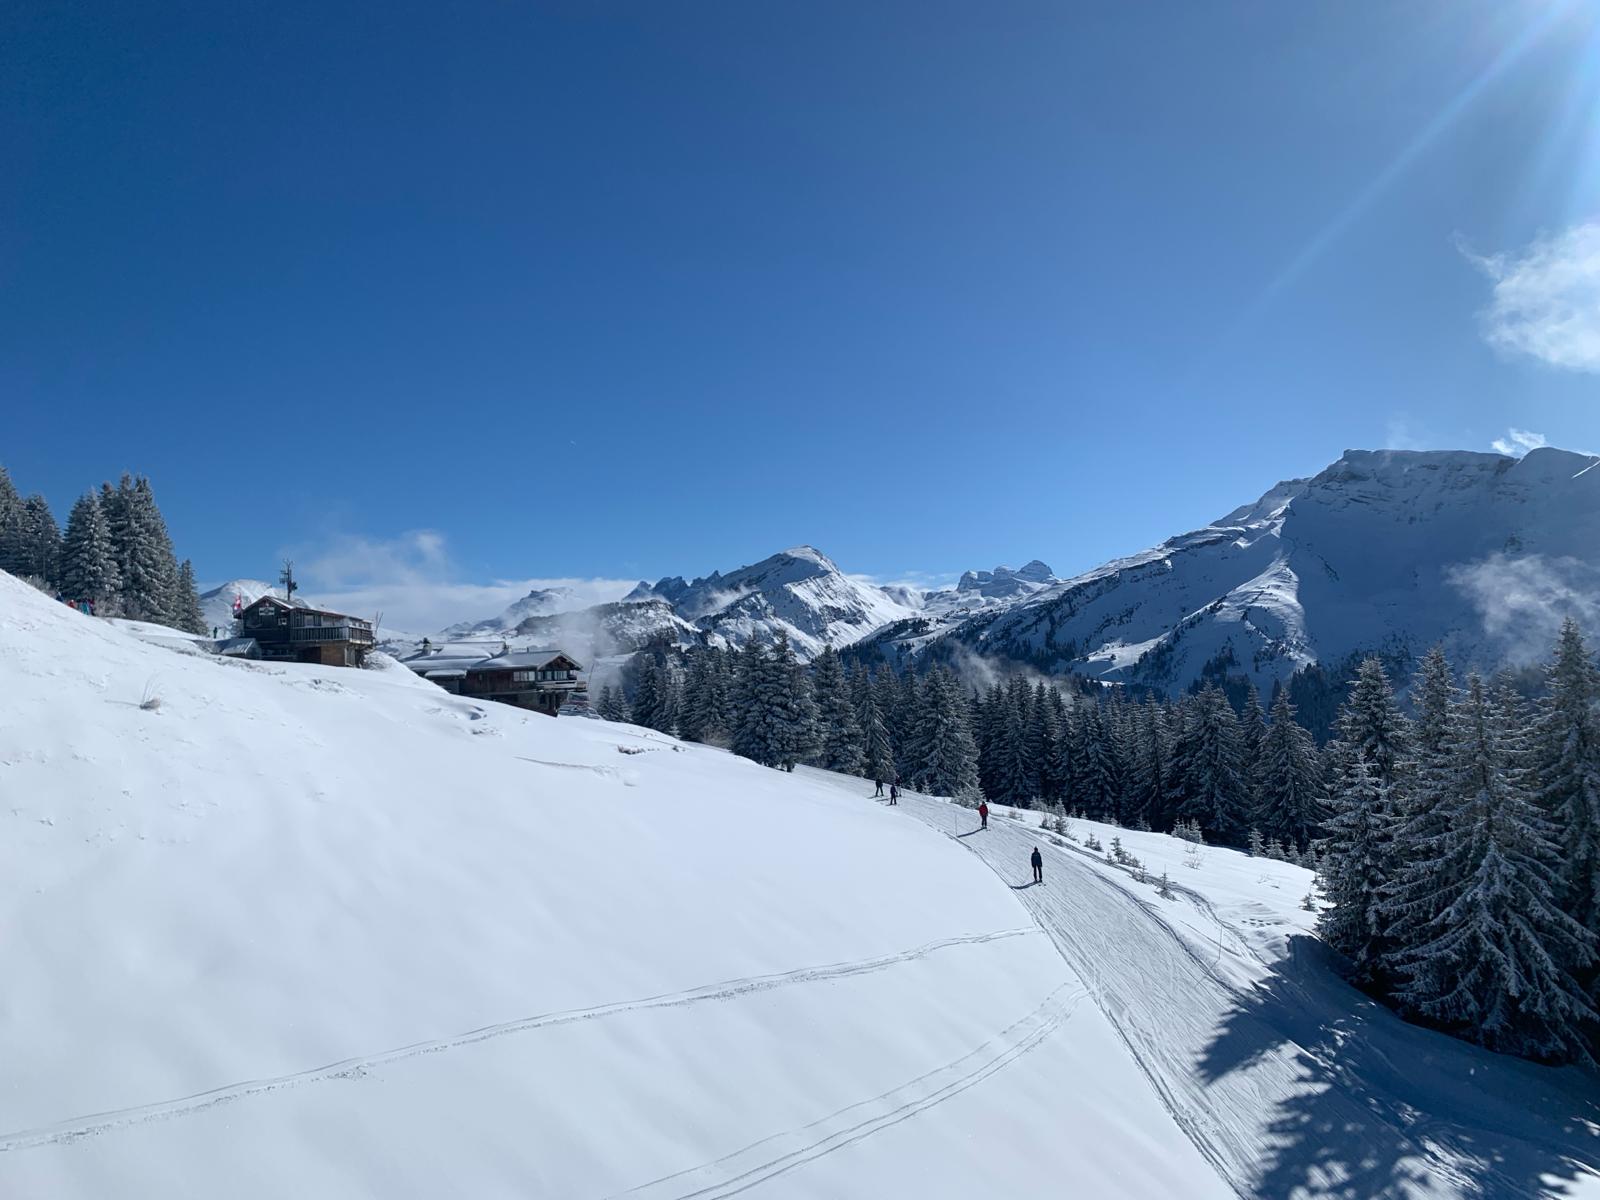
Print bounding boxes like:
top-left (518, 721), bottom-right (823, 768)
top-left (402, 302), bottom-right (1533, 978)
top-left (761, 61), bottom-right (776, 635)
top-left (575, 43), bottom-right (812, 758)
top-left (0, 573), bottom-right (1226, 1198)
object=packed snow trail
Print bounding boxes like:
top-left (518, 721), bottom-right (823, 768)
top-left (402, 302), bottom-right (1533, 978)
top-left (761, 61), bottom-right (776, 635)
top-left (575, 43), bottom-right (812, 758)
top-left (861, 787), bottom-right (1600, 1200)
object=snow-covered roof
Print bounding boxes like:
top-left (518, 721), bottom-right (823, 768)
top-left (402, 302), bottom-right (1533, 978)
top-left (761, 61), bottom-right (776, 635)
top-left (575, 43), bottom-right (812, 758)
top-left (398, 650), bottom-right (492, 674)
top-left (475, 649), bottom-right (583, 672)
top-left (214, 637), bottom-right (259, 656)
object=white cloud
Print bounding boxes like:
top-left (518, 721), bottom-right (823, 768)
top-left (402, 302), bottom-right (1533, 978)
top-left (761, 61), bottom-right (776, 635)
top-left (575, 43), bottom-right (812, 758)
top-left (1447, 552), bottom-right (1600, 665)
top-left (288, 530), bottom-right (635, 636)
top-left (1383, 417), bottom-right (1431, 451)
top-left (1465, 221), bottom-right (1600, 372)
top-left (1490, 427), bottom-right (1548, 457)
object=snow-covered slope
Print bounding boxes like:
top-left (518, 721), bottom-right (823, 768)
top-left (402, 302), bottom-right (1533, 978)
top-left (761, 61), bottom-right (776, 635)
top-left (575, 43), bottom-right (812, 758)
top-left (939, 447), bottom-right (1600, 693)
top-left (1, 569), bottom-right (1247, 1197)
top-left (627, 545), bottom-right (920, 658)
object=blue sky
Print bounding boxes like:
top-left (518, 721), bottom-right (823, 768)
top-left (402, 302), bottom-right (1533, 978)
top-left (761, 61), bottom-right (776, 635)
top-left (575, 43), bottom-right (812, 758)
top-left (5, 1), bottom-right (1600, 628)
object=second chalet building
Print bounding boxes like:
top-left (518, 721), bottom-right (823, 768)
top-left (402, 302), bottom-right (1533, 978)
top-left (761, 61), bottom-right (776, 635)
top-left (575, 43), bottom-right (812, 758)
top-left (401, 643), bottom-right (585, 716)
top-left (236, 596), bottom-right (376, 667)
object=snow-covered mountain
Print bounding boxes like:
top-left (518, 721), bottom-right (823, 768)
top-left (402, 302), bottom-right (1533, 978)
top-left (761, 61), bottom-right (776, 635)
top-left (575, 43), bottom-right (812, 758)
top-left (935, 447), bottom-right (1600, 693)
top-left (198, 578), bottom-right (280, 635)
top-left (624, 545), bottom-right (920, 658)
top-left (440, 585), bottom-right (578, 638)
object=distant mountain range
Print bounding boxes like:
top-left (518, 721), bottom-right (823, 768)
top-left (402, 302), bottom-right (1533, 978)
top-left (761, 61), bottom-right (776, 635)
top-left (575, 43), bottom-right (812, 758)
top-left (203, 446), bottom-right (1600, 693)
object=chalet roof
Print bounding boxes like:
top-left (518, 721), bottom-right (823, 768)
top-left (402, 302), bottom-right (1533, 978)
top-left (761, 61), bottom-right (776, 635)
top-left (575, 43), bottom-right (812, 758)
top-left (473, 649), bottom-right (583, 672)
top-left (401, 653), bottom-right (489, 674)
top-left (241, 594), bottom-right (369, 623)
top-left (215, 637), bottom-right (260, 656)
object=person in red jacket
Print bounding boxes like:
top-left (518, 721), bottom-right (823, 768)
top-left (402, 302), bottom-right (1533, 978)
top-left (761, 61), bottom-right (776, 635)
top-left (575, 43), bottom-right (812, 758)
top-left (978, 801), bottom-right (989, 830)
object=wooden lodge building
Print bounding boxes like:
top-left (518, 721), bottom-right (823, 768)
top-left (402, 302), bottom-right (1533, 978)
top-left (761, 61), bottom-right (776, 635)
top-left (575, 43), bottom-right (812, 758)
top-left (402, 643), bottom-right (584, 716)
top-left (236, 595), bottom-right (376, 668)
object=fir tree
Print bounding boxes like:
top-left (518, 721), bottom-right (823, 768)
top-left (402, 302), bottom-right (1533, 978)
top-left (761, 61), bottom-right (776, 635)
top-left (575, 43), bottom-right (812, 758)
top-left (857, 671), bottom-right (896, 784)
top-left (907, 667), bottom-right (981, 798)
top-left (1531, 619), bottom-right (1600, 931)
top-left (596, 683), bottom-right (630, 722)
top-left (765, 632), bottom-right (817, 771)
top-left (1392, 676), bottom-right (1598, 1064)
top-left (174, 560), bottom-right (206, 635)
top-left (1255, 690), bottom-right (1323, 852)
top-left (59, 491), bottom-right (122, 609)
top-left (0, 466), bottom-right (24, 577)
top-left (17, 494), bottom-right (62, 587)
top-left (1171, 687), bottom-right (1251, 844)
top-left (810, 645), bottom-right (864, 773)
top-left (630, 654), bottom-right (676, 734)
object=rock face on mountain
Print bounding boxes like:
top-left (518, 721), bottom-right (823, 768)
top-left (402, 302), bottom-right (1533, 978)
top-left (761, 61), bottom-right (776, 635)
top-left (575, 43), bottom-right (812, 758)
top-left (939, 447), bottom-right (1600, 693)
top-left (624, 545), bottom-right (917, 658)
top-left (441, 587), bottom-right (577, 638)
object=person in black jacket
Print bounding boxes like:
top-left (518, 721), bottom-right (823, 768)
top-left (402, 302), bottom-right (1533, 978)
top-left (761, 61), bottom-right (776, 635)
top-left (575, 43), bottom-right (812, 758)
top-left (1030, 847), bottom-right (1043, 884)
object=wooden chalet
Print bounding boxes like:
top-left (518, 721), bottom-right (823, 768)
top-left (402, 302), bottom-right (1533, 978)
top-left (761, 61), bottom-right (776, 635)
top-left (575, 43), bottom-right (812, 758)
top-left (237, 595), bottom-right (375, 667)
top-left (460, 649), bottom-right (584, 715)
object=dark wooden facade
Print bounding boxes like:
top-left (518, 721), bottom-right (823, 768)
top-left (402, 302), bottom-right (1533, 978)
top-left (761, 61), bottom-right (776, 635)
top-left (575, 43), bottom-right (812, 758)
top-left (238, 596), bottom-right (375, 667)
top-left (461, 651), bottom-right (583, 716)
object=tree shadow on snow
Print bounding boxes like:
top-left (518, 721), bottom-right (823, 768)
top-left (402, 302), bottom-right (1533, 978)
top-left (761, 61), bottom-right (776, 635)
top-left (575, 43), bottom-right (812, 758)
top-left (1009, 881), bottom-right (1040, 890)
top-left (1199, 935), bottom-right (1600, 1200)
top-left (955, 829), bottom-right (984, 839)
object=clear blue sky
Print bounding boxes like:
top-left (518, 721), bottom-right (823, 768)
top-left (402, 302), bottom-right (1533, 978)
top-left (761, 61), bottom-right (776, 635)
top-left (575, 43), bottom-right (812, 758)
top-left (5, 1), bottom-right (1599, 622)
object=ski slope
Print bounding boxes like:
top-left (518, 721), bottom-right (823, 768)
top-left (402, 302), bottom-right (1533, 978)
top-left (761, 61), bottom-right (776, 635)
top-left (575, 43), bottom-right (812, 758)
top-left (0, 572), bottom-right (1227, 1199)
top-left (800, 776), bottom-right (1600, 1200)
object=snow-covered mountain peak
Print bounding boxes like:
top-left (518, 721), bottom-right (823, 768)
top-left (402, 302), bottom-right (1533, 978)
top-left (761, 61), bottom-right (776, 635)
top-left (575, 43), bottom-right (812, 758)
top-left (440, 585), bottom-right (578, 638)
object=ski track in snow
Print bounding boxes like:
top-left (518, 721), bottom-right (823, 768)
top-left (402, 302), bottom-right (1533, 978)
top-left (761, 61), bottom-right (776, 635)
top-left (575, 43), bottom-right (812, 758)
top-left (609, 982), bottom-right (1091, 1200)
top-left (893, 796), bottom-right (1599, 1200)
top-left (0, 928), bottom-right (1039, 1155)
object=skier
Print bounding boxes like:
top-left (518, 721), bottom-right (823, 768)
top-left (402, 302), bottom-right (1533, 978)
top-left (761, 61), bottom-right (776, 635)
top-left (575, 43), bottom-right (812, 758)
top-left (889, 782), bottom-right (899, 806)
top-left (873, 777), bottom-right (884, 798)
top-left (1030, 847), bottom-right (1043, 885)
top-left (978, 801), bottom-right (989, 830)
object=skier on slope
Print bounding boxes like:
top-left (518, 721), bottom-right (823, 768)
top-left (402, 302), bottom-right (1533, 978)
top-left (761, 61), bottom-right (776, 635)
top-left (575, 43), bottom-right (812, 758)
top-left (873, 777), bottom-right (884, 798)
top-left (889, 782), bottom-right (899, 806)
top-left (978, 801), bottom-right (989, 830)
top-left (1030, 847), bottom-right (1043, 885)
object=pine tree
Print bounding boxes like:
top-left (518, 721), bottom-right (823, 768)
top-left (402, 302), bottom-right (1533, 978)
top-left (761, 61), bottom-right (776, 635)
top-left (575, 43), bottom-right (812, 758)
top-left (630, 654), bottom-right (676, 734)
top-left (907, 667), bottom-right (981, 798)
top-left (0, 466), bottom-right (24, 577)
top-left (1380, 646), bottom-right (1460, 991)
top-left (1392, 676), bottom-right (1598, 1064)
top-left (986, 686), bottom-right (1034, 807)
top-left (108, 475), bottom-right (183, 624)
top-left (1171, 687), bottom-right (1251, 844)
top-left (17, 494), bottom-right (62, 587)
top-left (870, 669), bottom-right (903, 779)
top-left (59, 491), bottom-right (122, 609)
top-left (857, 671), bottom-right (895, 784)
top-left (1255, 690), bottom-right (1323, 852)
top-left (173, 560), bottom-right (206, 635)
top-left (810, 645), bottom-right (864, 773)
top-left (1239, 683), bottom-right (1267, 813)
top-left (1531, 619), bottom-right (1600, 931)
top-left (765, 632), bottom-right (817, 772)
top-left (1319, 657), bottom-right (1412, 984)
top-left (596, 683), bottom-right (630, 722)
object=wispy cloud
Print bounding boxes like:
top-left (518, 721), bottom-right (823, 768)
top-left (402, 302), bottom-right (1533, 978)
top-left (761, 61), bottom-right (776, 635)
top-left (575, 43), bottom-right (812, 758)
top-left (1448, 552), bottom-right (1600, 665)
top-left (1383, 417), bottom-right (1431, 451)
top-left (1490, 427), bottom-right (1548, 457)
top-left (1464, 221), bottom-right (1600, 372)
top-left (288, 530), bottom-right (635, 635)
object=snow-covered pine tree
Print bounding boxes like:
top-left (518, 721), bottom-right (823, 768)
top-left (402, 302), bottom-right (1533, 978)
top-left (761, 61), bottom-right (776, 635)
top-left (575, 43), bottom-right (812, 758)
top-left (730, 638), bottom-right (771, 764)
top-left (868, 668), bottom-right (904, 780)
top-left (0, 466), bottom-right (24, 578)
top-left (1391, 675), bottom-right (1598, 1064)
top-left (1239, 683), bottom-right (1267, 814)
top-left (1319, 656), bottom-right (1411, 985)
top-left (853, 671), bottom-right (894, 784)
top-left (675, 650), bottom-right (712, 742)
top-left (1379, 645), bottom-right (1460, 993)
top-left (1318, 754), bottom-right (1395, 980)
top-left (908, 667), bottom-right (980, 798)
top-left (108, 475), bottom-right (183, 624)
top-left (809, 644), bottom-right (864, 774)
top-left (174, 560), bottom-right (206, 635)
top-left (1531, 618), bottom-right (1600, 933)
top-left (1128, 696), bottom-right (1170, 831)
top-left (1171, 686), bottom-right (1250, 845)
top-left (986, 686), bottom-right (1034, 807)
top-left (16, 494), bottom-right (62, 588)
top-left (1029, 682), bottom-right (1061, 805)
top-left (764, 631), bottom-right (816, 772)
top-left (1255, 689), bottom-right (1323, 852)
top-left (59, 491), bottom-right (122, 610)
top-left (629, 654), bottom-right (676, 734)
top-left (596, 683), bottom-right (629, 722)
